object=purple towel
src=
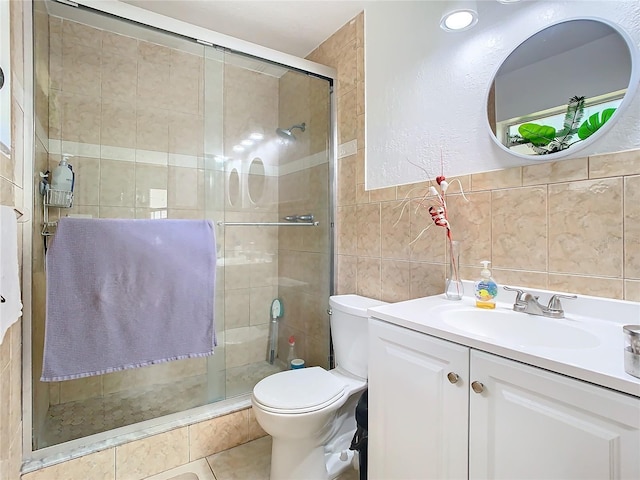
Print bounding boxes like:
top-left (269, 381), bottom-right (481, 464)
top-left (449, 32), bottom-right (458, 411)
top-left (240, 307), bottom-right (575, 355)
top-left (41, 218), bottom-right (216, 382)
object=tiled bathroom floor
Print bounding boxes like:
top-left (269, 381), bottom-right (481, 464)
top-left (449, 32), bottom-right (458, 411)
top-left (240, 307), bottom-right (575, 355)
top-left (39, 375), bottom-right (213, 448)
top-left (38, 361), bottom-right (284, 448)
top-left (145, 436), bottom-right (360, 480)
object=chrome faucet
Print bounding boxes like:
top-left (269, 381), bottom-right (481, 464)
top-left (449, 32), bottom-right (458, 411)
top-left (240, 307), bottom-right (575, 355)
top-left (503, 286), bottom-right (577, 319)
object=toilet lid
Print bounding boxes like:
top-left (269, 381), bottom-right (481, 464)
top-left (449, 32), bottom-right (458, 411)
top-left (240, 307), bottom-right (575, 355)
top-left (253, 367), bottom-right (345, 412)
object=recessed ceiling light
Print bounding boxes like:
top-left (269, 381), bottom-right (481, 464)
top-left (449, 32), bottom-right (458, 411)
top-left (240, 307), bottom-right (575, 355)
top-left (241, 139), bottom-right (254, 146)
top-left (440, 9), bottom-right (478, 31)
top-left (249, 132), bottom-right (264, 140)
top-left (232, 145), bottom-right (245, 152)
top-left (440, 0), bottom-right (479, 32)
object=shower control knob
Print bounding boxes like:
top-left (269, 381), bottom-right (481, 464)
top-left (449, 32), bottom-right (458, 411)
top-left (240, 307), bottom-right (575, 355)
top-left (447, 372), bottom-right (459, 384)
top-left (340, 450), bottom-right (348, 461)
top-left (471, 381), bottom-right (485, 394)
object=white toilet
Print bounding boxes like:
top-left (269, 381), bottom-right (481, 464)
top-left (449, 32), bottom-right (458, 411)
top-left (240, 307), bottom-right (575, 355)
top-left (251, 294), bottom-right (387, 480)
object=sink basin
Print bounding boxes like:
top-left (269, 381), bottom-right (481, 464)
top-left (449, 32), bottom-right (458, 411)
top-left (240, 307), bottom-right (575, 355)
top-left (441, 308), bottom-right (600, 349)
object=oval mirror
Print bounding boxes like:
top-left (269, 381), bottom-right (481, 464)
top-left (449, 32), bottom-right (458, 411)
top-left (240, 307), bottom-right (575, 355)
top-left (487, 18), bottom-right (638, 160)
top-left (247, 158), bottom-right (265, 204)
top-left (228, 168), bottom-right (240, 207)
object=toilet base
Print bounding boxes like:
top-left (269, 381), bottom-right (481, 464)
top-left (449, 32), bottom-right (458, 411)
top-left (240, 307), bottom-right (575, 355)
top-left (270, 436), bottom-right (327, 480)
top-left (325, 441), bottom-right (357, 479)
top-left (269, 431), bottom-right (358, 480)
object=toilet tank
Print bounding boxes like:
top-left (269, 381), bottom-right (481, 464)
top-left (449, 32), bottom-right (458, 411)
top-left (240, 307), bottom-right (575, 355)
top-left (329, 294), bottom-right (388, 379)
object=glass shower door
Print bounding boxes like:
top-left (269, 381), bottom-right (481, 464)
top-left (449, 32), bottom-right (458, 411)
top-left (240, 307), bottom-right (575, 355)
top-left (203, 46), bottom-right (226, 403)
top-left (215, 49), bottom-right (333, 389)
top-left (31, 4), bottom-right (225, 448)
top-left (30, 0), bottom-right (333, 452)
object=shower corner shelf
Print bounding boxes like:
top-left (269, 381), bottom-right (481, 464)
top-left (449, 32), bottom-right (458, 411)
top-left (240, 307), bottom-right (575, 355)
top-left (41, 187), bottom-right (74, 238)
top-left (44, 189), bottom-right (74, 208)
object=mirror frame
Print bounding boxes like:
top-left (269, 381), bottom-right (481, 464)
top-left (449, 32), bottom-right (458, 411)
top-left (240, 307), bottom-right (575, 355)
top-left (485, 16), bottom-right (640, 162)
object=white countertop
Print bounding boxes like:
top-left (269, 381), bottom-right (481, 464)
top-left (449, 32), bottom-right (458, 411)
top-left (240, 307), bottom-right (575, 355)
top-left (368, 283), bottom-right (640, 398)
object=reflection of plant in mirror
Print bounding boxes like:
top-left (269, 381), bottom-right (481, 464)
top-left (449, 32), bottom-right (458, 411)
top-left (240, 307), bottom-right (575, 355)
top-left (578, 108), bottom-right (617, 140)
top-left (508, 96), bottom-right (616, 155)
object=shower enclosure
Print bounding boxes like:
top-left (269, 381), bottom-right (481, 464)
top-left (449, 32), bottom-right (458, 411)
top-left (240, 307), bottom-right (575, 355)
top-left (30, 0), bottom-right (334, 451)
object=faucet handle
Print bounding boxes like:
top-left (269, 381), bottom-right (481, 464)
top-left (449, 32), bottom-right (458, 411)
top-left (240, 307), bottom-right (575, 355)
top-left (503, 286), bottom-right (527, 312)
top-left (546, 294), bottom-right (577, 318)
top-left (503, 285), bottom-right (525, 301)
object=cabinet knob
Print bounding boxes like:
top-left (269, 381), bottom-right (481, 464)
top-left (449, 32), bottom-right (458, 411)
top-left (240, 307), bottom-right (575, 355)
top-left (447, 372), bottom-right (460, 384)
top-left (471, 381), bottom-right (485, 394)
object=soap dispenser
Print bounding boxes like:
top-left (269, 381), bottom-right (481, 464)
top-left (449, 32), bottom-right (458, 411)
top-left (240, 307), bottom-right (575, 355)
top-left (474, 261), bottom-right (498, 309)
top-left (51, 154), bottom-right (75, 193)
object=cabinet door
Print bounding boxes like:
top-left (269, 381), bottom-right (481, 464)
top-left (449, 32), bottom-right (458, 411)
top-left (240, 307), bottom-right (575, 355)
top-left (469, 350), bottom-right (640, 480)
top-left (368, 319), bottom-right (469, 480)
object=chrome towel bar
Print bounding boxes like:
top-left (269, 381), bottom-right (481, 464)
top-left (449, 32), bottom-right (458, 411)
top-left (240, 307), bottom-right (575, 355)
top-left (216, 221), bottom-right (319, 227)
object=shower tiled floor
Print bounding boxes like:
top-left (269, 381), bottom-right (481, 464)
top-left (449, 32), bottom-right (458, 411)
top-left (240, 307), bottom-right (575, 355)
top-left (38, 361), bottom-right (283, 448)
top-left (144, 436), bottom-right (361, 480)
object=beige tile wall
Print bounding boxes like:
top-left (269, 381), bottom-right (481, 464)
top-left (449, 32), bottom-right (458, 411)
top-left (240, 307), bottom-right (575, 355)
top-left (295, 13), bottom-right (364, 368)
top-left (341, 152), bottom-right (640, 302)
top-left (0, 1), bottom-right (26, 479)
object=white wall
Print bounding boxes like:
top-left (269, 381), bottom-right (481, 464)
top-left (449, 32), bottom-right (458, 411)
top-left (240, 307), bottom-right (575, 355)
top-left (365, 0), bottom-right (640, 189)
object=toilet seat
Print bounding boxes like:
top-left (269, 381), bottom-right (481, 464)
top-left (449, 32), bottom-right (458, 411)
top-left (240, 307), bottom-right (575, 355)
top-left (253, 367), bottom-right (346, 414)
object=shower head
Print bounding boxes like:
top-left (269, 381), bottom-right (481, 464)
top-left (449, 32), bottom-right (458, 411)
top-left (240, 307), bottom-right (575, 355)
top-left (276, 122), bottom-right (306, 141)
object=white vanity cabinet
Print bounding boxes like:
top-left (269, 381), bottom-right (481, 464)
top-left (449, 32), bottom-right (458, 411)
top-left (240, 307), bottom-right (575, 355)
top-left (368, 318), bottom-right (640, 480)
top-left (469, 350), bottom-right (640, 479)
top-left (368, 318), bottom-right (469, 479)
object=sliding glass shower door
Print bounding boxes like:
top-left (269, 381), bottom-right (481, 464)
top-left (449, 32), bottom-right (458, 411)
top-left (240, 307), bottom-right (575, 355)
top-left (31, 0), bottom-right (333, 451)
top-left (214, 50), bottom-right (333, 384)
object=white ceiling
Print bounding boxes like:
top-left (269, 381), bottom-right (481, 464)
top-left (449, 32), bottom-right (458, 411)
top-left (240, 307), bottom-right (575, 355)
top-left (121, 0), bottom-right (368, 58)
